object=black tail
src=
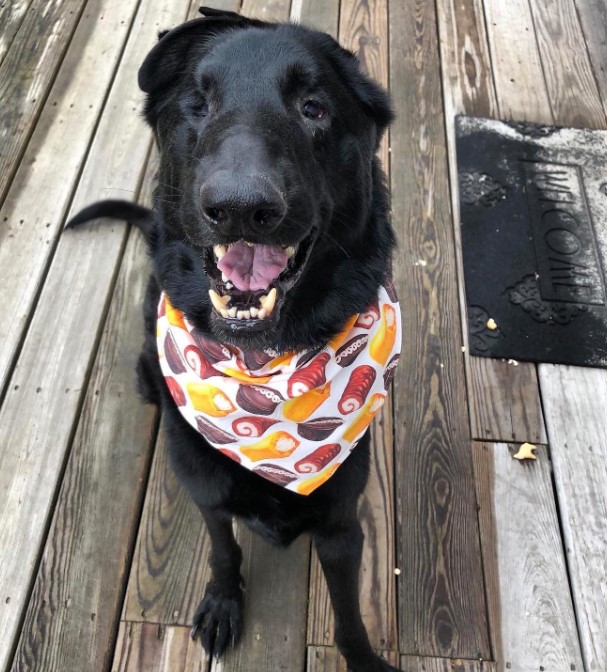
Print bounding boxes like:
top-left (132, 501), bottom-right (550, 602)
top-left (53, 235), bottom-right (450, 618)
top-left (65, 199), bottom-right (156, 244)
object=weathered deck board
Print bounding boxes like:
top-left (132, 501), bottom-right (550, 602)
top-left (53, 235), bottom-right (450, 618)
top-left (307, 0), bottom-right (398, 652)
top-left (530, 0), bottom-right (606, 127)
top-left (210, 530), bottom-right (310, 672)
top-left (574, 0), bottom-right (607, 108)
top-left (307, 646), bottom-right (399, 671)
top-left (389, 0), bottom-right (490, 658)
top-left (112, 622), bottom-right (210, 672)
top-left (435, 0), bottom-right (547, 445)
top-left (290, 0), bottom-right (339, 36)
top-left (482, 0), bottom-right (552, 124)
top-left (241, 0), bottom-right (291, 21)
top-left (0, 0), bottom-right (88, 205)
top-left (472, 442), bottom-right (583, 671)
top-left (466, 359), bottom-right (546, 444)
top-left (540, 366), bottom-right (607, 672)
top-left (10, 226), bottom-right (157, 672)
top-left (123, 425), bottom-right (213, 625)
top-left (0, 0), bottom-right (34, 66)
top-left (0, 0), bottom-right (187, 667)
top-left (0, 0), bottom-right (140, 398)
top-left (400, 656), bottom-right (493, 672)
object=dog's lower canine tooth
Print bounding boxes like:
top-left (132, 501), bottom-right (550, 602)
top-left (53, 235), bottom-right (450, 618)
top-left (259, 287), bottom-right (277, 314)
top-left (209, 289), bottom-right (230, 313)
top-left (213, 245), bottom-right (227, 259)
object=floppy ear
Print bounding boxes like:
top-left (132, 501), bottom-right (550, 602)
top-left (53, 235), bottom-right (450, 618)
top-left (138, 10), bottom-right (264, 95)
top-left (313, 34), bottom-right (394, 144)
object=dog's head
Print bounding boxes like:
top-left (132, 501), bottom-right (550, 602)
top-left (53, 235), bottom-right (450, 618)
top-left (140, 7), bottom-right (395, 351)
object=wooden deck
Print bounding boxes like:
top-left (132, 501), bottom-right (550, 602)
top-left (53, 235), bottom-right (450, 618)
top-left (0, 0), bottom-right (606, 670)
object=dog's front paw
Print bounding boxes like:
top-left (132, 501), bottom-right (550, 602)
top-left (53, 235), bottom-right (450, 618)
top-left (190, 580), bottom-right (244, 660)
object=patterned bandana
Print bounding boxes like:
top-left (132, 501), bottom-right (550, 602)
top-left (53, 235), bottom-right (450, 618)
top-left (157, 285), bottom-right (401, 495)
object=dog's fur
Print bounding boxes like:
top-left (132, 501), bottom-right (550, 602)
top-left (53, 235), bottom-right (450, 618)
top-left (68, 8), bottom-right (402, 671)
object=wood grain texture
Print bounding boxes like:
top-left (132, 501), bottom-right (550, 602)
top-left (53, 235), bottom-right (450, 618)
top-left (307, 645), bottom-right (399, 671)
top-left (0, 0), bottom-right (189, 667)
top-left (530, 0), bottom-right (606, 128)
top-left (307, 402), bottom-right (397, 649)
top-left (472, 442), bottom-right (583, 672)
top-left (291, 0), bottom-right (339, 37)
top-left (307, 0), bottom-right (397, 651)
top-left (539, 365), bottom-right (607, 672)
top-left (11, 227), bottom-right (157, 672)
top-left (467, 358), bottom-right (546, 444)
top-left (0, 0), bottom-right (88, 205)
top-left (482, 0), bottom-right (552, 124)
top-left (112, 622), bottom-right (210, 672)
top-left (240, 0), bottom-right (291, 21)
top-left (123, 426), bottom-right (213, 625)
top-left (400, 656), bottom-right (491, 672)
top-left (436, 0), bottom-right (547, 445)
top-left (0, 0), bottom-right (140, 396)
top-left (574, 0), bottom-right (607, 109)
top-left (339, 0), bottom-right (389, 170)
top-left (389, 0), bottom-right (490, 658)
top-left (210, 527), bottom-right (310, 672)
top-left (0, 0), bottom-right (34, 66)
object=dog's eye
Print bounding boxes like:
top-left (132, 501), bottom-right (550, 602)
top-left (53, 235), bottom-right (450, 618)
top-left (302, 100), bottom-right (327, 120)
top-left (191, 96), bottom-right (209, 118)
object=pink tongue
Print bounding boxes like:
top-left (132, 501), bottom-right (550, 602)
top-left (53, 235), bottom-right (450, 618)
top-left (217, 242), bottom-right (289, 292)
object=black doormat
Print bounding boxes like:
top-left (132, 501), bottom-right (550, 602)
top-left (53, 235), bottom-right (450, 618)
top-left (456, 115), bottom-right (607, 368)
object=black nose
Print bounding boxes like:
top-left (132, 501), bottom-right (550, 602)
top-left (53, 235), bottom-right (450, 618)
top-left (201, 173), bottom-right (287, 235)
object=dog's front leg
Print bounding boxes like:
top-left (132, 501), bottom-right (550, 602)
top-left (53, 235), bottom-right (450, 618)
top-left (191, 509), bottom-right (244, 660)
top-left (314, 520), bottom-right (403, 672)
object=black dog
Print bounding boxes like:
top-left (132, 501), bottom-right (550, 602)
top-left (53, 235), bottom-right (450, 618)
top-left (69, 7), bottom-right (402, 671)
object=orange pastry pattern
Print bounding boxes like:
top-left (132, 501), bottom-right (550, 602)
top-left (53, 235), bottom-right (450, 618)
top-left (157, 285), bottom-right (400, 494)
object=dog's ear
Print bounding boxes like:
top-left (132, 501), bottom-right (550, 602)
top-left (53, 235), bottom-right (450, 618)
top-left (138, 12), bottom-right (264, 95)
top-left (315, 35), bottom-right (394, 143)
top-left (198, 6), bottom-right (240, 19)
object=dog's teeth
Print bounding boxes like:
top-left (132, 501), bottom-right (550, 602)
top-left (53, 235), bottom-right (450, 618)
top-left (225, 281), bottom-right (233, 289)
top-left (258, 308), bottom-right (267, 320)
top-left (228, 307), bottom-right (237, 318)
top-left (249, 307), bottom-right (259, 318)
top-left (220, 308), bottom-right (229, 318)
top-left (285, 246), bottom-right (296, 259)
top-left (244, 241), bottom-right (254, 247)
top-left (243, 310), bottom-right (250, 319)
top-left (221, 272), bottom-right (229, 282)
top-left (213, 245), bottom-right (227, 260)
top-left (209, 289), bottom-right (230, 313)
top-left (237, 310), bottom-right (245, 320)
top-left (259, 287), bottom-right (277, 315)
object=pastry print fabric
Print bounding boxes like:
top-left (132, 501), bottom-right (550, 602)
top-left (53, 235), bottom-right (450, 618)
top-left (157, 285), bottom-right (402, 495)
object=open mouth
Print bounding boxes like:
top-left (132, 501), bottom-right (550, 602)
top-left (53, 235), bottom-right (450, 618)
top-left (203, 229), bottom-right (317, 330)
